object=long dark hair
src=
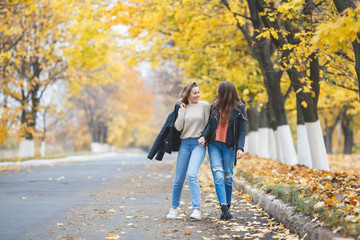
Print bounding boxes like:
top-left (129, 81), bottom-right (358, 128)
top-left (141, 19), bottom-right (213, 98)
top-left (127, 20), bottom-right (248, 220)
top-left (179, 82), bottom-right (198, 104)
top-left (213, 81), bottom-right (245, 125)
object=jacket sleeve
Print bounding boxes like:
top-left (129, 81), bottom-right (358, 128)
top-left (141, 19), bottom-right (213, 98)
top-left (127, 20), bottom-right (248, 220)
top-left (147, 113), bottom-right (172, 160)
top-left (155, 147), bottom-right (165, 160)
top-left (237, 105), bottom-right (247, 151)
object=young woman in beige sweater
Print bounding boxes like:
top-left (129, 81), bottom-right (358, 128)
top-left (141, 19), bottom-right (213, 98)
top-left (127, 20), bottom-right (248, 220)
top-left (166, 82), bottom-right (209, 220)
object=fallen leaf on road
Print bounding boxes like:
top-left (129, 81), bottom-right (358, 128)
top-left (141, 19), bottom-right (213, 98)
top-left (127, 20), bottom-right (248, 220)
top-left (105, 234), bottom-right (120, 239)
top-left (184, 232), bottom-right (192, 235)
top-left (220, 234), bottom-right (231, 239)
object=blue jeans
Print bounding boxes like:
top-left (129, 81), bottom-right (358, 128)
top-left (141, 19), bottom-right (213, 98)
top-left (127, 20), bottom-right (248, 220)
top-left (208, 141), bottom-right (235, 205)
top-left (171, 138), bottom-right (206, 209)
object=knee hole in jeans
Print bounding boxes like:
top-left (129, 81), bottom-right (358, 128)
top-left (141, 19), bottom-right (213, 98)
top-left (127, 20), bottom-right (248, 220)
top-left (212, 167), bottom-right (223, 171)
top-left (224, 173), bottom-right (232, 178)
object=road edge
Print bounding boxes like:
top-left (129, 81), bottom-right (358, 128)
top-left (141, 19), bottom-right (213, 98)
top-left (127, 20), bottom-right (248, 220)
top-left (0, 152), bottom-right (147, 172)
top-left (233, 178), bottom-right (354, 240)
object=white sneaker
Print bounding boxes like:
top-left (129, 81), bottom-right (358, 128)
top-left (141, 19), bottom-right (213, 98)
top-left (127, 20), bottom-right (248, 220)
top-left (190, 209), bottom-right (201, 220)
top-left (166, 208), bottom-right (178, 219)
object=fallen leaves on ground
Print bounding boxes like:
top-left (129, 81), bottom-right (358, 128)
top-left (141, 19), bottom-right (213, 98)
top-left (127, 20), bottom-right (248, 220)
top-left (199, 163), bottom-right (301, 239)
top-left (235, 154), bottom-right (360, 237)
top-left (105, 234), bottom-right (120, 239)
top-left (0, 165), bottom-right (21, 172)
top-left (327, 154), bottom-right (360, 175)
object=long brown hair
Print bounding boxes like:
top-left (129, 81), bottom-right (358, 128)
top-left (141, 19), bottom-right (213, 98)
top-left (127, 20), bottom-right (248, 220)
top-left (214, 81), bottom-right (244, 125)
top-left (179, 81), bottom-right (198, 104)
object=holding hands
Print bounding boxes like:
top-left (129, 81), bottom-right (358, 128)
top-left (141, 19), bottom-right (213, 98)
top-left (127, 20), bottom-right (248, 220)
top-left (198, 136), bottom-right (205, 147)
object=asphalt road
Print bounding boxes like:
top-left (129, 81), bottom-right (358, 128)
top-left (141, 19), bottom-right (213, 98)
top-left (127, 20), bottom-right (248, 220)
top-left (0, 153), bottom-right (151, 240)
top-left (0, 152), bottom-right (300, 240)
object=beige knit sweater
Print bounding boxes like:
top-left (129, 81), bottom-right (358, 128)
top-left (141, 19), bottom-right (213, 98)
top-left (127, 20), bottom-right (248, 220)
top-left (174, 101), bottom-right (210, 139)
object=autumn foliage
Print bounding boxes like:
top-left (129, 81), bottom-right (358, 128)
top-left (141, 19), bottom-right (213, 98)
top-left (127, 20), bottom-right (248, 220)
top-left (0, 0), bottom-right (156, 152)
top-left (236, 155), bottom-right (360, 237)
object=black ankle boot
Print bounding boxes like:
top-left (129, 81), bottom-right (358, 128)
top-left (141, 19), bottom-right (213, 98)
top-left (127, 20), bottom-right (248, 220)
top-left (220, 204), bottom-right (233, 220)
top-left (227, 203), bottom-right (231, 209)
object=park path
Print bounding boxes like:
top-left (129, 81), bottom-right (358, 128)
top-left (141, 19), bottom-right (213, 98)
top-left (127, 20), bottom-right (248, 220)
top-left (42, 153), bottom-right (300, 240)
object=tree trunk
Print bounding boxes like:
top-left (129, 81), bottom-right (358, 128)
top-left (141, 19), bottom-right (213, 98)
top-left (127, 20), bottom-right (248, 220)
top-left (40, 141), bottom-right (46, 157)
top-left (265, 104), bottom-right (278, 160)
top-left (332, 0), bottom-right (360, 99)
top-left (288, 60), bottom-right (328, 170)
top-left (247, 107), bottom-right (259, 156)
top-left (255, 0), bottom-right (328, 170)
top-left (258, 106), bottom-right (270, 158)
top-left (222, 0), bottom-right (297, 164)
top-left (18, 138), bottom-right (35, 158)
top-left (248, 0), bottom-right (297, 165)
top-left (323, 116), bottom-right (340, 154)
top-left (342, 127), bottom-right (354, 154)
top-left (296, 97), bottom-right (312, 168)
top-left (341, 112), bottom-right (354, 154)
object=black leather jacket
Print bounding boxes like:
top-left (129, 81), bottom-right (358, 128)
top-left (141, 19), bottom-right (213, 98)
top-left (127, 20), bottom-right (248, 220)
top-left (201, 100), bottom-right (247, 151)
top-left (147, 103), bottom-right (181, 161)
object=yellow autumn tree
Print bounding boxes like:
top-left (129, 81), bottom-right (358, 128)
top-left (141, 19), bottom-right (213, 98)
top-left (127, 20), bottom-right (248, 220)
top-left (107, 0), bottom-right (265, 104)
top-left (0, 0), bottom-right (120, 156)
top-left (107, 67), bottom-right (155, 148)
top-left (108, 0), bottom-right (359, 163)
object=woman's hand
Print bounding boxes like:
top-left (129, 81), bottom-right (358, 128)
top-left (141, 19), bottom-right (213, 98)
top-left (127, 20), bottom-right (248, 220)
top-left (198, 136), bottom-right (205, 147)
top-left (236, 149), bottom-right (244, 159)
top-left (180, 103), bottom-right (186, 109)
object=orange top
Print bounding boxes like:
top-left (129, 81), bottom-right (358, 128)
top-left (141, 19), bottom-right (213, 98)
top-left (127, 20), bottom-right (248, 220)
top-left (214, 117), bottom-right (229, 143)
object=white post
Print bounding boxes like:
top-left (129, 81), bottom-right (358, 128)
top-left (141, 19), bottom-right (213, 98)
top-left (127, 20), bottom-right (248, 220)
top-left (244, 135), bottom-right (249, 153)
top-left (277, 125), bottom-right (298, 165)
top-left (40, 141), bottom-right (46, 157)
top-left (305, 120), bottom-right (329, 171)
top-left (18, 138), bottom-right (35, 158)
top-left (248, 131), bottom-right (259, 156)
top-left (91, 142), bottom-right (102, 153)
top-left (297, 124), bottom-right (312, 168)
top-left (258, 128), bottom-right (270, 158)
top-left (268, 129), bottom-right (277, 160)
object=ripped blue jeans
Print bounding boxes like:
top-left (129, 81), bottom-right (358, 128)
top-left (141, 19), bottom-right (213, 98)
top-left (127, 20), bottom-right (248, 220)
top-left (208, 141), bottom-right (235, 205)
top-left (171, 138), bottom-right (206, 209)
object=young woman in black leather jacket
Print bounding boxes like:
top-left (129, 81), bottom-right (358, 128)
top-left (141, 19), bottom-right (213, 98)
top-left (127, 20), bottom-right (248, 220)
top-left (199, 81), bottom-right (247, 220)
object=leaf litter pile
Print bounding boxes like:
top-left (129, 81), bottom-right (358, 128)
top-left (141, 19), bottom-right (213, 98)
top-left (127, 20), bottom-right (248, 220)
top-left (235, 154), bottom-right (360, 238)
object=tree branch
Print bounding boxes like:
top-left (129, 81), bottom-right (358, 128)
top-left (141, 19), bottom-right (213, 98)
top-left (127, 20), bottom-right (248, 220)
top-left (233, 12), bottom-right (252, 20)
top-left (335, 50), bottom-right (355, 62)
top-left (283, 83), bottom-right (293, 100)
top-left (322, 78), bottom-right (359, 92)
top-left (221, 0), bottom-right (252, 45)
